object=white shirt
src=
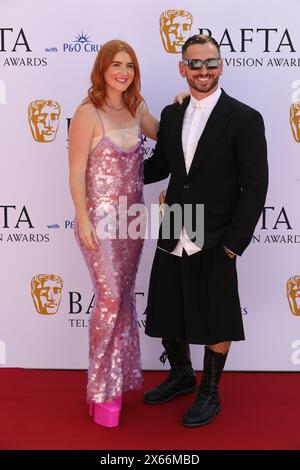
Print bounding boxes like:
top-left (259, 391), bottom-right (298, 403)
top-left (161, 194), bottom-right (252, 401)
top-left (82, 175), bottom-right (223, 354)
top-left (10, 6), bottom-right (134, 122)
top-left (171, 87), bottom-right (222, 257)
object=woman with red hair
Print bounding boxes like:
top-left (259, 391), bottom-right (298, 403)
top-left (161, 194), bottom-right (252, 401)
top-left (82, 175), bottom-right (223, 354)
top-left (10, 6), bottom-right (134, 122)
top-left (68, 39), bottom-right (159, 427)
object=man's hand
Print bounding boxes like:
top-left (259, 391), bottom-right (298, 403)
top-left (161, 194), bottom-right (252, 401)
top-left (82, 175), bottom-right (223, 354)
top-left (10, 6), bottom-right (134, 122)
top-left (223, 245), bottom-right (236, 259)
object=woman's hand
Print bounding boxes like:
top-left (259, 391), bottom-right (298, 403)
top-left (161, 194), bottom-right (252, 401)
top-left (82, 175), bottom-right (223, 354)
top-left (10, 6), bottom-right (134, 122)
top-left (77, 216), bottom-right (98, 250)
top-left (174, 91), bottom-right (190, 105)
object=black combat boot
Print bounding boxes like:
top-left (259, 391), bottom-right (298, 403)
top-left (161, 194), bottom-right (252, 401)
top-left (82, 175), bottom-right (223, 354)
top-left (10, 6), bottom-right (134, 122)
top-left (182, 346), bottom-right (228, 427)
top-left (143, 339), bottom-right (197, 404)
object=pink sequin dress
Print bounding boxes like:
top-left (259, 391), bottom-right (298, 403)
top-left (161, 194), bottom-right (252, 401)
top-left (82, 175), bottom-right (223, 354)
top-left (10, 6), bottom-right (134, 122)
top-left (75, 109), bottom-right (144, 403)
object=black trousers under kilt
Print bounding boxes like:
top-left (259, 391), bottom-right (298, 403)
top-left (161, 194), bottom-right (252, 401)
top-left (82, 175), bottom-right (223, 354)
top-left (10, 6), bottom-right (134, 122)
top-left (145, 244), bottom-right (245, 345)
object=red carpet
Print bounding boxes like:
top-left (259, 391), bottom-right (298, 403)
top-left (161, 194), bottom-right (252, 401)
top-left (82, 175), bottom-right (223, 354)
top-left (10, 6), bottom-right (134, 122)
top-left (0, 369), bottom-right (299, 450)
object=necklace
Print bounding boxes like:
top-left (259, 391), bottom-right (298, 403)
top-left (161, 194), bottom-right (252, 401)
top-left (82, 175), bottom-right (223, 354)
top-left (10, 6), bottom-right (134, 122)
top-left (106, 101), bottom-right (126, 111)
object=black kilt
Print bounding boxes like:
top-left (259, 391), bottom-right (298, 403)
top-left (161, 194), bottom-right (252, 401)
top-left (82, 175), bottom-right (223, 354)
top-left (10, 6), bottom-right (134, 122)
top-left (145, 245), bottom-right (245, 345)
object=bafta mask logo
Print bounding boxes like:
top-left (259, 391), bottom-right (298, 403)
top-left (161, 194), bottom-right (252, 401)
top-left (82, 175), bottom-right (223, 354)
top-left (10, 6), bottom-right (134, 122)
top-left (287, 276), bottom-right (300, 316)
top-left (31, 274), bottom-right (64, 315)
top-left (290, 102), bottom-right (300, 143)
top-left (28, 99), bottom-right (61, 142)
top-left (160, 10), bottom-right (193, 54)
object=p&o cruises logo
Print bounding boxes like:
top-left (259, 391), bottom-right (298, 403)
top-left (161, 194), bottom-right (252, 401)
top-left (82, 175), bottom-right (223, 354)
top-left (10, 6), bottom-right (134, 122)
top-left (63, 31), bottom-right (101, 53)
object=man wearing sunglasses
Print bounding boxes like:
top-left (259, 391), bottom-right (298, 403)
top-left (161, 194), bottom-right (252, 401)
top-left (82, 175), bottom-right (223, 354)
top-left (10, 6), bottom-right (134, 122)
top-left (143, 34), bottom-right (268, 427)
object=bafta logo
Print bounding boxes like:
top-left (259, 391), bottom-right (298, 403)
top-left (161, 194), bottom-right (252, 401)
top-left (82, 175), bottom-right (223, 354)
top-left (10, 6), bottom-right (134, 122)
top-left (160, 10), bottom-right (193, 53)
top-left (31, 274), bottom-right (64, 315)
top-left (290, 102), bottom-right (300, 143)
top-left (287, 276), bottom-right (300, 316)
top-left (28, 99), bottom-right (61, 142)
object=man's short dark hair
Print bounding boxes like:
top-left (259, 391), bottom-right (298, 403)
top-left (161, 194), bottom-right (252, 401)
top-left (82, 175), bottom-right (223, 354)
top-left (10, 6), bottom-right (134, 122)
top-left (182, 34), bottom-right (221, 58)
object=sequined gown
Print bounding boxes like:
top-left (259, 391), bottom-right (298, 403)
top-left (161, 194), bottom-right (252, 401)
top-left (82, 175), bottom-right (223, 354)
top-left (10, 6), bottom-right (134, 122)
top-left (75, 109), bottom-right (144, 403)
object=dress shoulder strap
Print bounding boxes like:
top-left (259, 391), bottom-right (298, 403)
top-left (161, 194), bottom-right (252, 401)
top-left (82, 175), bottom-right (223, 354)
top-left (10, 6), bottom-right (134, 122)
top-left (95, 106), bottom-right (105, 136)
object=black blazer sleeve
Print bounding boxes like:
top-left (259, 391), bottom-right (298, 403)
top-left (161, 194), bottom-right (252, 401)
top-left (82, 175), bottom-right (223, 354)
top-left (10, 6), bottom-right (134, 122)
top-left (143, 108), bottom-right (170, 184)
top-left (222, 110), bottom-right (268, 255)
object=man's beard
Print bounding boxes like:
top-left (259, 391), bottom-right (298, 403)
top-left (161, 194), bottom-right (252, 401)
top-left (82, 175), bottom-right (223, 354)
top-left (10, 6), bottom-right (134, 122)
top-left (187, 74), bottom-right (219, 94)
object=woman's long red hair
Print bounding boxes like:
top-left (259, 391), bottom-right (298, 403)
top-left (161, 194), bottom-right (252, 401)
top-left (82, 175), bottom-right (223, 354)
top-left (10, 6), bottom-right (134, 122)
top-left (85, 39), bottom-right (144, 116)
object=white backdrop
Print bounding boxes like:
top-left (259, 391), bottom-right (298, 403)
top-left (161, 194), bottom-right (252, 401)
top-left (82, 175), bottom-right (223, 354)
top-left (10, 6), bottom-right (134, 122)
top-left (1, 0), bottom-right (300, 370)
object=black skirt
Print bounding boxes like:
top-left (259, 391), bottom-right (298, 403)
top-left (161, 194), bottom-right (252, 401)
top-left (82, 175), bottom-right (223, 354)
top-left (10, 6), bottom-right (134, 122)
top-left (145, 245), bottom-right (245, 345)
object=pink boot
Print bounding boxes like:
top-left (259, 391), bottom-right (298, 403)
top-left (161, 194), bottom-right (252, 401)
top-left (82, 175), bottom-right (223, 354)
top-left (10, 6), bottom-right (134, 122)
top-left (114, 395), bottom-right (122, 410)
top-left (89, 396), bottom-right (122, 417)
top-left (93, 401), bottom-right (120, 428)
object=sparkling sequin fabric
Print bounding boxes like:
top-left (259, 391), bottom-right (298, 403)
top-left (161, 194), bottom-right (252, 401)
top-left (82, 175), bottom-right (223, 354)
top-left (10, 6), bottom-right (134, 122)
top-left (75, 117), bottom-right (144, 404)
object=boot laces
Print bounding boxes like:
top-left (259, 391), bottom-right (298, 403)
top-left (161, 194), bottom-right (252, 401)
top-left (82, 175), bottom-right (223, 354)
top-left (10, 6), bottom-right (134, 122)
top-left (159, 350), bottom-right (168, 364)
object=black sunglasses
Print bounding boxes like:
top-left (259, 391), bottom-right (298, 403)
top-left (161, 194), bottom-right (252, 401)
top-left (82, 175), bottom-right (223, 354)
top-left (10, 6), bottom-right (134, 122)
top-left (183, 58), bottom-right (221, 70)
